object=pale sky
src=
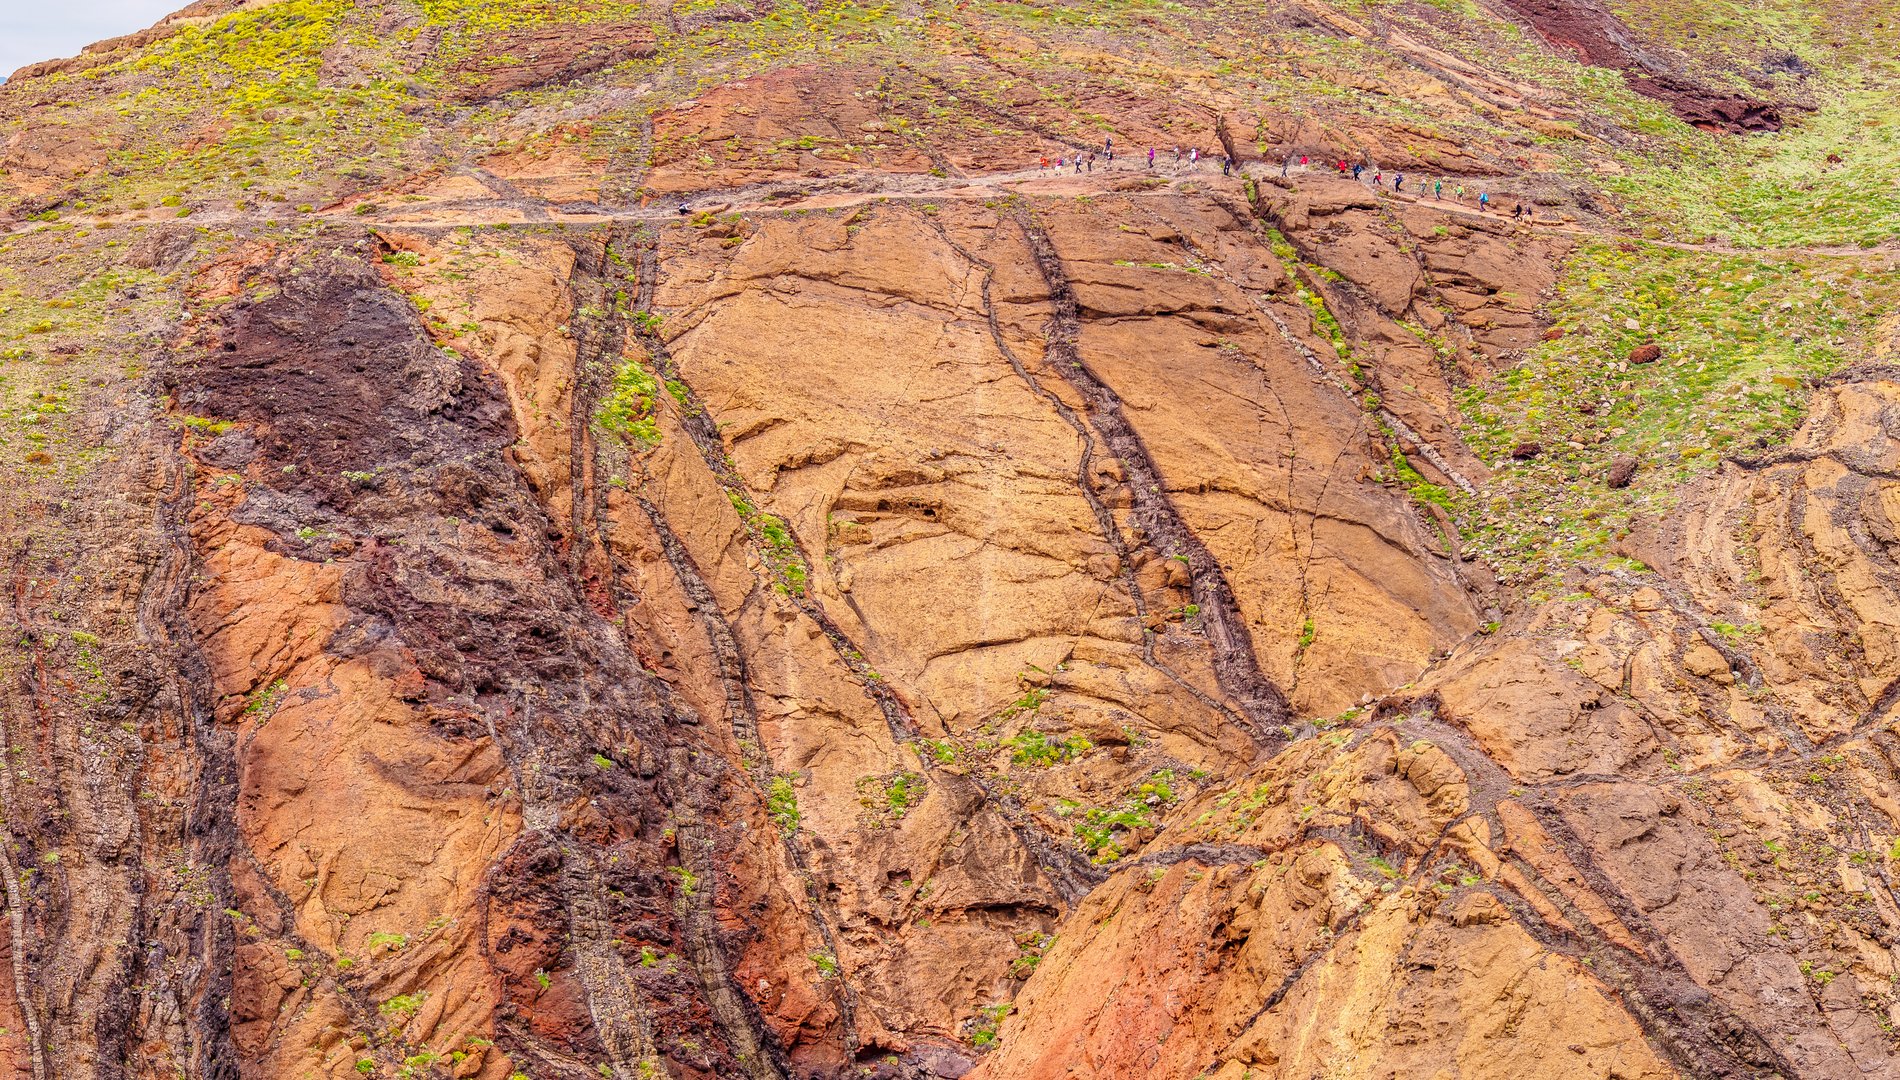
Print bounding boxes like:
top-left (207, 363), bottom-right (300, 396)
top-left (0, 2), bottom-right (184, 81)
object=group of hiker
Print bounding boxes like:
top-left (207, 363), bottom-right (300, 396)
top-left (1033, 136), bottom-right (1531, 221)
top-left (1038, 137), bottom-right (1238, 177)
top-left (1333, 159), bottom-right (1529, 218)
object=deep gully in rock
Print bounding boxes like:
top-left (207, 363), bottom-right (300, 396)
top-left (1239, 190), bottom-right (1479, 497)
top-left (624, 230), bottom-right (1106, 907)
top-left (0, 547), bottom-right (51, 1080)
top-left (1528, 811), bottom-right (1797, 1078)
top-left (1389, 702), bottom-right (1797, 1079)
top-left (917, 213), bottom-right (1259, 744)
top-left (625, 236), bottom-right (918, 744)
top-left (572, 228), bottom-right (865, 1063)
top-left (565, 233), bottom-right (796, 1080)
top-left (634, 489), bottom-right (866, 1055)
top-left (148, 462), bottom-right (245, 1080)
top-left (1017, 214), bottom-right (1291, 739)
top-left (1138, 199), bottom-right (1365, 701)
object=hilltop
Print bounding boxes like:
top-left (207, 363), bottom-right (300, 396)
top-left (0, 2), bottom-right (1897, 1079)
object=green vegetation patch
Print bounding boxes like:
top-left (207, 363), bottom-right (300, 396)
top-left (597, 354), bottom-right (664, 448)
top-left (1072, 770), bottom-right (1177, 863)
top-left (767, 775), bottom-right (801, 834)
top-left (1456, 241), bottom-right (1900, 580)
top-left (1007, 729), bottom-right (1091, 767)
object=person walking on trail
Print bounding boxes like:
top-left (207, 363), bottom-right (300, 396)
top-left (1434, 178), bottom-right (1442, 200)
top-left (1455, 184), bottom-right (1466, 202)
top-left (1190, 147), bottom-right (1199, 166)
top-left (1352, 162), bottom-right (1363, 181)
top-left (1374, 171), bottom-right (1383, 188)
top-left (1086, 152), bottom-right (1095, 173)
top-left (1148, 147), bottom-right (1156, 168)
top-left (1282, 156), bottom-right (1291, 177)
top-left (1300, 154), bottom-right (1309, 167)
top-left (1221, 154), bottom-right (1231, 176)
top-left (1174, 146), bottom-right (1182, 162)
top-left (1394, 172), bottom-right (1404, 192)
top-left (1075, 156), bottom-right (1084, 174)
top-left (1039, 156), bottom-right (1049, 173)
top-left (1478, 191), bottom-right (1490, 210)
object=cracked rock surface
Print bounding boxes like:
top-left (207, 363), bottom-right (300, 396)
top-left (0, 2), bottom-right (1898, 1079)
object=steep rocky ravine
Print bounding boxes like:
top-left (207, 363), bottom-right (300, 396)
top-left (1, 1), bottom-right (1899, 1078)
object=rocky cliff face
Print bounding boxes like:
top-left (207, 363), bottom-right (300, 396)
top-left (0, 1), bottom-right (1897, 1078)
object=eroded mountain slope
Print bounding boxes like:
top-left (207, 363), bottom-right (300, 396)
top-left (0, 1), bottom-right (1899, 1079)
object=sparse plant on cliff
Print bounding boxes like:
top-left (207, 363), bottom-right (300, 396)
top-left (767, 776), bottom-right (801, 834)
top-left (1074, 771), bottom-right (1181, 862)
top-left (671, 865), bottom-right (699, 897)
top-left (366, 931), bottom-right (408, 952)
top-left (597, 357), bottom-right (664, 449)
top-left (179, 415), bottom-right (234, 436)
top-left (996, 686), bottom-right (1049, 722)
top-left (1296, 617), bottom-right (1317, 652)
top-left (243, 679), bottom-right (288, 719)
top-left (378, 992), bottom-right (425, 1019)
top-left (726, 489), bottom-right (810, 595)
top-left (1006, 729), bottom-right (1090, 767)
top-left (1009, 933), bottom-right (1052, 979)
top-left (884, 772), bottom-right (921, 815)
top-left (969, 1003), bottom-right (1012, 1050)
top-left (855, 771), bottom-right (925, 824)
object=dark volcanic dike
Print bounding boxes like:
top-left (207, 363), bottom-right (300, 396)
top-left (1499, 0), bottom-right (1782, 132)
